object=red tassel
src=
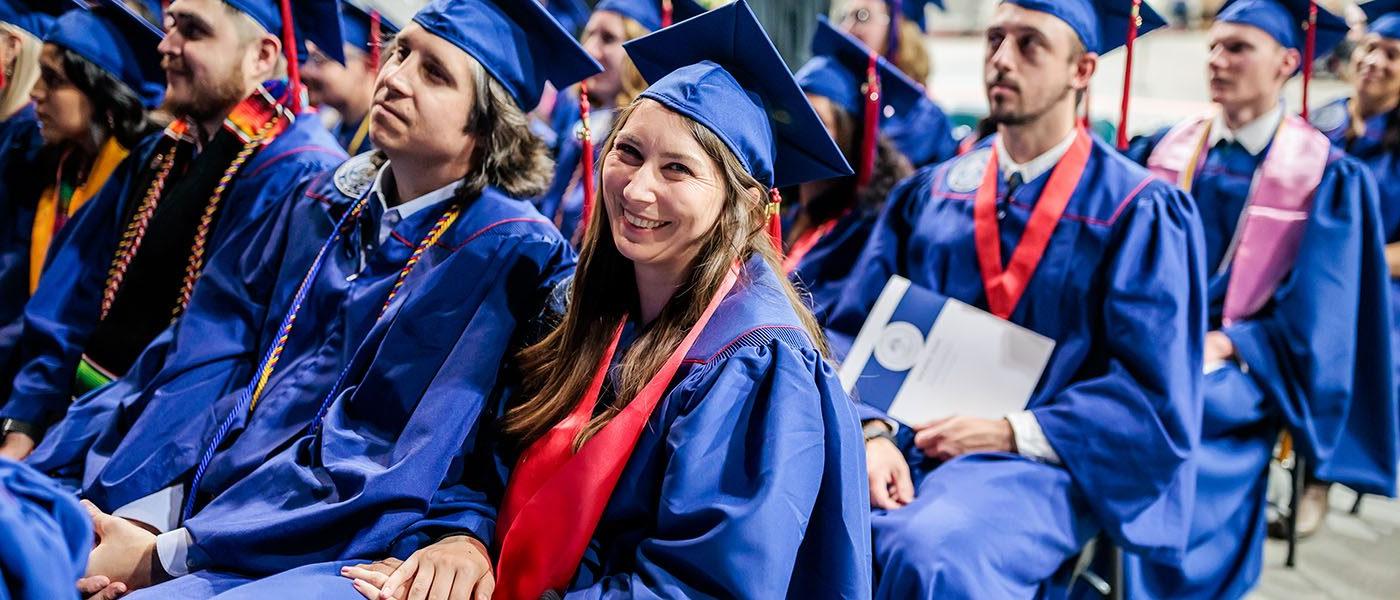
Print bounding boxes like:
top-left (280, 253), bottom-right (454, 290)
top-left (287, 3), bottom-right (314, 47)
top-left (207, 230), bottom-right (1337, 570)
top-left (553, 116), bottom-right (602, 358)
top-left (578, 83), bottom-right (596, 239)
top-left (661, 0), bottom-right (674, 28)
top-left (0, 66), bottom-right (7, 93)
top-left (858, 51), bottom-right (880, 190)
top-left (767, 188), bottom-right (783, 254)
top-left (278, 0), bottom-right (302, 114)
top-left (1301, 1), bottom-right (1317, 120)
top-left (369, 10), bottom-right (382, 72)
top-left (1116, 0), bottom-right (1141, 150)
top-left (1080, 86), bottom-right (1091, 130)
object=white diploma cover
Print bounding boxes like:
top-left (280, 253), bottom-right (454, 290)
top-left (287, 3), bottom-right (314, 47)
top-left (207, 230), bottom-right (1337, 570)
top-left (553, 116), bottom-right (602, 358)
top-left (838, 276), bottom-right (1056, 425)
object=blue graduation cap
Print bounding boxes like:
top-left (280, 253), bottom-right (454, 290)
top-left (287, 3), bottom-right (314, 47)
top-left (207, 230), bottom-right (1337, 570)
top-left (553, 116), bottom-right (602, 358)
top-left (543, 0), bottom-right (590, 37)
top-left (46, 0), bottom-right (166, 108)
top-left (1360, 0), bottom-right (1400, 40)
top-left (412, 0), bottom-right (603, 111)
top-left (890, 0), bottom-right (942, 32)
top-left (1216, 0), bottom-right (1347, 57)
top-left (0, 0), bottom-right (75, 39)
top-left (1004, 0), bottom-right (1167, 54)
top-left (595, 0), bottom-right (709, 32)
top-left (225, 0), bottom-right (347, 65)
top-left (797, 16), bottom-right (930, 184)
top-left (797, 16), bottom-right (926, 126)
top-left (624, 0), bottom-right (852, 191)
top-left (340, 1), bottom-right (398, 63)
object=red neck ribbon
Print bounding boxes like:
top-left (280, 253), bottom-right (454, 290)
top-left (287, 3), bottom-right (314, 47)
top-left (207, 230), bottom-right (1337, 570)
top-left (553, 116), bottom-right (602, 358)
top-left (973, 129), bottom-right (1092, 319)
top-left (493, 265), bottom-right (740, 600)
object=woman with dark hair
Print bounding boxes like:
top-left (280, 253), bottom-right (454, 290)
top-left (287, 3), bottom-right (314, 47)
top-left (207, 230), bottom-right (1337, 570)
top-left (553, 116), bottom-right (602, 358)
top-left (788, 17), bottom-right (916, 324)
top-left (0, 0), bottom-right (161, 405)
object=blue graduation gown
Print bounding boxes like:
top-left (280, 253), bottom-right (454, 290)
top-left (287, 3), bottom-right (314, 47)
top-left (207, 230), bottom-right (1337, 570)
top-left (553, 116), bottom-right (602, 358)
top-left (1313, 97), bottom-right (1400, 452)
top-left (0, 105), bottom-right (45, 400)
top-left (0, 115), bottom-right (346, 433)
top-left (1122, 126), bottom-right (1396, 599)
top-left (826, 134), bottom-right (1207, 597)
top-left (85, 156), bottom-right (576, 586)
top-left (0, 458), bottom-right (91, 600)
top-left (552, 257), bottom-right (869, 598)
top-left (782, 205), bottom-right (880, 325)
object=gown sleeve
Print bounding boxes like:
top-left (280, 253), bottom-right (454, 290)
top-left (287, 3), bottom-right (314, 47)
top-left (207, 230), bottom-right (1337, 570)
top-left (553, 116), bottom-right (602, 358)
top-left (1032, 181), bottom-right (1208, 562)
top-left (178, 230), bottom-right (575, 575)
top-left (1223, 156), bottom-right (1397, 496)
top-left (566, 342), bottom-right (870, 599)
top-left (0, 457), bottom-right (92, 600)
top-left (26, 178), bottom-right (309, 481)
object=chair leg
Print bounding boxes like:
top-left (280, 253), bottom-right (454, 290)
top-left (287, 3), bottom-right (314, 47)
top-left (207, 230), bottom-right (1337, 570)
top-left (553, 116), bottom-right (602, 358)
top-left (1109, 543), bottom-right (1124, 600)
top-left (1350, 494), bottom-right (1364, 515)
top-left (1285, 454), bottom-right (1305, 568)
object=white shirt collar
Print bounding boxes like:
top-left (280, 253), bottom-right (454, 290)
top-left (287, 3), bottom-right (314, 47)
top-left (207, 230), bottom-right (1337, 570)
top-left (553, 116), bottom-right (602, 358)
top-left (369, 162), bottom-right (460, 246)
top-left (994, 128), bottom-right (1079, 184)
top-left (1209, 102), bottom-right (1285, 156)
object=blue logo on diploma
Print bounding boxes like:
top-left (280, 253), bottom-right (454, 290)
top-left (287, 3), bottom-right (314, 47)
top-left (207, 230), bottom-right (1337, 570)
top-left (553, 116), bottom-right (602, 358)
top-left (838, 276), bottom-right (1056, 426)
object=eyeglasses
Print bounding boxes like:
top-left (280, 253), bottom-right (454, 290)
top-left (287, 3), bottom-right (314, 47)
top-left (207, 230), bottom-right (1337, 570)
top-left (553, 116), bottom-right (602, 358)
top-left (840, 7), bottom-right (889, 26)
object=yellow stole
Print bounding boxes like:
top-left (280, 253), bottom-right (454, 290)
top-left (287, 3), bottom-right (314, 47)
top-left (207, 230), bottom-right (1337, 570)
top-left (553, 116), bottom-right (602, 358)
top-left (30, 137), bottom-right (130, 292)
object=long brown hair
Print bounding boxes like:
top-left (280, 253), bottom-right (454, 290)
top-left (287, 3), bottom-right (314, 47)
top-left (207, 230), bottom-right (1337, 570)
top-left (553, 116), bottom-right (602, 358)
top-left (504, 99), bottom-right (829, 447)
top-left (893, 19), bottom-right (931, 85)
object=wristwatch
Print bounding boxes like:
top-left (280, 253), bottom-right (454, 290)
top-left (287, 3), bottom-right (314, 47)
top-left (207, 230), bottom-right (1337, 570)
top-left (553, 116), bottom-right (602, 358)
top-left (862, 420), bottom-right (896, 445)
top-left (0, 418), bottom-right (37, 440)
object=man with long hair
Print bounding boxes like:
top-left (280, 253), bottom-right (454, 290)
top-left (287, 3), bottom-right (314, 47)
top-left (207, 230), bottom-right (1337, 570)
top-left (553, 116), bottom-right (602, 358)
top-left (828, 0), bottom-right (1207, 595)
top-left (0, 0), bottom-right (346, 462)
top-left (70, 0), bottom-right (598, 595)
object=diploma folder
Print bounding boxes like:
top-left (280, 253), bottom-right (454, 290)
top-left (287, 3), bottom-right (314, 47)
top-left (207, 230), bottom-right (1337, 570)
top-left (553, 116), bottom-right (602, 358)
top-left (838, 276), bottom-right (1056, 425)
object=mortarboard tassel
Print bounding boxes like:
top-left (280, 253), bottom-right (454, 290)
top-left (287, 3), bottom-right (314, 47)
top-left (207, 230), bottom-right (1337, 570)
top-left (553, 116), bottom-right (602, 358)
top-left (661, 0), bottom-right (674, 28)
top-left (1079, 85), bottom-right (1091, 130)
top-left (578, 82), bottom-right (596, 239)
top-left (767, 187), bottom-right (783, 254)
top-left (858, 51), bottom-right (880, 190)
top-left (369, 10), bottom-right (383, 71)
top-left (278, 0), bottom-right (303, 114)
top-left (886, 0), bottom-right (902, 59)
top-left (1301, 1), bottom-right (1317, 120)
top-left (1116, 0), bottom-right (1142, 150)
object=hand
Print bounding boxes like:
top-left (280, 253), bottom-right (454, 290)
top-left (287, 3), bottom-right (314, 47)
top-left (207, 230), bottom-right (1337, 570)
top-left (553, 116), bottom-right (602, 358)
top-left (1205, 331), bottom-right (1235, 364)
top-left (343, 558), bottom-right (405, 600)
top-left (0, 431), bottom-right (36, 460)
top-left (77, 575), bottom-right (128, 599)
top-left (912, 416), bottom-right (1014, 461)
top-left (81, 500), bottom-right (162, 592)
top-left (342, 535), bottom-right (494, 600)
top-left (866, 436), bottom-right (914, 509)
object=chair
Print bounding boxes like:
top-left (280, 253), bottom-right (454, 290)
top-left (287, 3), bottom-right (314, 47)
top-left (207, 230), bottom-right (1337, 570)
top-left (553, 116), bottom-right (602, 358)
top-left (1069, 534), bottom-right (1124, 600)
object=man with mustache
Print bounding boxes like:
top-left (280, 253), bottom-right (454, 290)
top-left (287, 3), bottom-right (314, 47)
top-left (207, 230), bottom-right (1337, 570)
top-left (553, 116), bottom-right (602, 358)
top-left (826, 0), bottom-right (1207, 596)
top-left (0, 0), bottom-right (345, 462)
top-left (1123, 0), bottom-right (1395, 597)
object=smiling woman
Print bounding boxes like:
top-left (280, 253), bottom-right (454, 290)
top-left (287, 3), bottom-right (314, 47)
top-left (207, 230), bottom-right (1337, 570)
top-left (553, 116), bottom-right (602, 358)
top-left (486, 3), bottom-right (869, 598)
